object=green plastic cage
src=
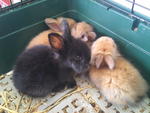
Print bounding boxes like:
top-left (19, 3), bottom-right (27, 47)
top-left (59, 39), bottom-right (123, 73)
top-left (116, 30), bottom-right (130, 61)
top-left (0, 0), bottom-right (150, 112)
top-left (0, 0), bottom-right (150, 83)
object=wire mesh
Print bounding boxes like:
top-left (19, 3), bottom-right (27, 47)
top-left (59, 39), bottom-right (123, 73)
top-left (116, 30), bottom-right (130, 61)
top-left (0, 0), bottom-right (36, 14)
top-left (94, 0), bottom-right (150, 26)
top-left (126, 0), bottom-right (150, 12)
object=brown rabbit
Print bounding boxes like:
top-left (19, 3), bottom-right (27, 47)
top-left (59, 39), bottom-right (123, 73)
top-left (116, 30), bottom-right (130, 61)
top-left (45, 18), bottom-right (96, 47)
top-left (45, 17), bottom-right (76, 30)
top-left (26, 18), bottom-right (65, 49)
top-left (71, 22), bottom-right (96, 47)
top-left (89, 36), bottom-right (149, 105)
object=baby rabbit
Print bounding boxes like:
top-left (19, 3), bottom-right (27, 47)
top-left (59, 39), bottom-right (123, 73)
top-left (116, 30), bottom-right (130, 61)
top-left (89, 36), bottom-right (149, 105)
top-left (26, 17), bottom-right (76, 49)
top-left (71, 22), bottom-right (96, 47)
top-left (26, 19), bottom-right (63, 49)
top-left (13, 20), bottom-right (91, 97)
top-left (45, 17), bottom-right (76, 29)
top-left (45, 18), bottom-right (96, 47)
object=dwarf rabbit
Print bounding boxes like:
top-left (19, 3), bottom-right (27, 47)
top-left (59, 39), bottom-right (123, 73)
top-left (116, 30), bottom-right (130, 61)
top-left (13, 20), bottom-right (91, 97)
top-left (26, 18), bottom-right (64, 49)
top-left (26, 17), bottom-right (76, 49)
top-left (45, 18), bottom-right (96, 47)
top-left (89, 36), bottom-right (149, 105)
top-left (45, 17), bottom-right (76, 30)
top-left (71, 22), bottom-right (96, 47)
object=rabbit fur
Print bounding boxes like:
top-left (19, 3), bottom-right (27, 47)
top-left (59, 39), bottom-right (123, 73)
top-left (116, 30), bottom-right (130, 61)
top-left (26, 17), bottom-right (76, 49)
top-left (13, 20), bottom-right (91, 97)
top-left (45, 18), bottom-right (96, 47)
top-left (89, 36), bottom-right (149, 105)
top-left (71, 22), bottom-right (96, 47)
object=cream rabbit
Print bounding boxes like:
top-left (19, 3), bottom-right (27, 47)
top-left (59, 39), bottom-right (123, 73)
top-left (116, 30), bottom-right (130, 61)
top-left (71, 22), bottom-right (96, 47)
top-left (27, 17), bottom-right (76, 49)
top-left (89, 36), bottom-right (149, 105)
top-left (45, 17), bottom-right (76, 30)
top-left (26, 18), bottom-right (65, 49)
top-left (45, 18), bottom-right (96, 47)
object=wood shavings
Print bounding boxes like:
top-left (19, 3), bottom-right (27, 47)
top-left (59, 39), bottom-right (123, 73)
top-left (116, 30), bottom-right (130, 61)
top-left (16, 94), bottom-right (23, 112)
top-left (0, 105), bottom-right (17, 113)
top-left (0, 92), bottom-right (17, 113)
top-left (27, 101), bottom-right (44, 113)
top-left (0, 92), bottom-right (9, 108)
top-left (25, 98), bottom-right (33, 113)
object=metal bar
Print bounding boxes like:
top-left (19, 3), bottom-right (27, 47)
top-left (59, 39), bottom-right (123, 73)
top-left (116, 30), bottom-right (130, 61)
top-left (0, 0), bottom-right (36, 14)
top-left (94, 0), bottom-right (150, 25)
top-left (126, 0), bottom-right (150, 11)
top-left (131, 0), bottom-right (135, 13)
top-left (10, 0), bottom-right (13, 5)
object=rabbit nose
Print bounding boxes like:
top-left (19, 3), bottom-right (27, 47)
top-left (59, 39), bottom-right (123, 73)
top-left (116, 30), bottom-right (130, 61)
top-left (103, 48), bottom-right (106, 51)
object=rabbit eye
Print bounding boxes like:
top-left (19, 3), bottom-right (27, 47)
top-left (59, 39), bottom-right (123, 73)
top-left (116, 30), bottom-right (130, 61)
top-left (76, 56), bottom-right (81, 59)
top-left (74, 56), bottom-right (81, 62)
top-left (81, 34), bottom-right (85, 38)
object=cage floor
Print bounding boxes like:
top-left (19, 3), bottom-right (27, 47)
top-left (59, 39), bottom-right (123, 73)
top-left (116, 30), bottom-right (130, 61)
top-left (0, 71), bottom-right (150, 113)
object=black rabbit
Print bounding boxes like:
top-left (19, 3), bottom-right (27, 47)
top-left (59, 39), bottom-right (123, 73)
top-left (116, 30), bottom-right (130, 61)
top-left (13, 19), bottom-right (91, 97)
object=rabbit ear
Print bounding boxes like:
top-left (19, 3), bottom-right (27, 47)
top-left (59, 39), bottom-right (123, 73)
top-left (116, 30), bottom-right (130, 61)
top-left (48, 33), bottom-right (64, 49)
top-left (95, 55), bottom-right (103, 69)
top-left (104, 55), bottom-right (115, 70)
top-left (88, 32), bottom-right (96, 41)
top-left (90, 55), bottom-right (96, 65)
top-left (45, 18), bottom-right (62, 32)
top-left (60, 19), bottom-right (72, 41)
top-left (71, 24), bottom-right (77, 38)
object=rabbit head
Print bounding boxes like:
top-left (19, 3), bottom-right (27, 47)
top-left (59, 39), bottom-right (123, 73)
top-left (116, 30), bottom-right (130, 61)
top-left (91, 36), bottom-right (120, 70)
top-left (48, 19), bottom-right (91, 74)
top-left (71, 22), bottom-right (96, 43)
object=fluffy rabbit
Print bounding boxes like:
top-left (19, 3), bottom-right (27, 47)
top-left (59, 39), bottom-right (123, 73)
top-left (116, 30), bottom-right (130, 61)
top-left (45, 18), bottom-right (96, 47)
top-left (89, 36), bottom-right (149, 105)
top-left (71, 22), bottom-right (96, 47)
top-left (13, 20), bottom-right (91, 97)
top-left (26, 17), bottom-right (76, 49)
top-left (26, 19), bottom-right (63, 49)
top-left (45, 17), bottom-right (76, 29)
